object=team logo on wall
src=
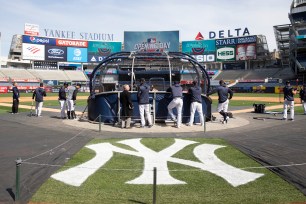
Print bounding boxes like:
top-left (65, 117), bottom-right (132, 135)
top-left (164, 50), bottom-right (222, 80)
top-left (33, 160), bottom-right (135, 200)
top-left (51, 138), bottom-right (264, 187)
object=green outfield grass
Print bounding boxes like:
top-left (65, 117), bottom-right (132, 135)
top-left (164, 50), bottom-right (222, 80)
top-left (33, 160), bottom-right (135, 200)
top-left (0, 106), bottom-right (28, 114)
top-left (232, 93), bottom-right (282, 98)
top-left (30, 138), bottom-right (306, 204)
top-left (269, 105), bottom-right (305, 114)
top-left (212, 100), bottom-right (280, 107)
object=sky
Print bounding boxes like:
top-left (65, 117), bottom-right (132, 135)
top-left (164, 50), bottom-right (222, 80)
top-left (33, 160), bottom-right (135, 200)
top-left (0, 0), bottom-right (292, 57)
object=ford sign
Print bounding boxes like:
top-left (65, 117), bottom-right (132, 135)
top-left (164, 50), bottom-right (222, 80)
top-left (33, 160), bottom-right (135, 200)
top-left (48, 48), bottom-right (64, 55)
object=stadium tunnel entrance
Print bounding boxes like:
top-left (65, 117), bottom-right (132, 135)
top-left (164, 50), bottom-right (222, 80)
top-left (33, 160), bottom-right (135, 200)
top-left (88, 51), bottom-right (212, 124)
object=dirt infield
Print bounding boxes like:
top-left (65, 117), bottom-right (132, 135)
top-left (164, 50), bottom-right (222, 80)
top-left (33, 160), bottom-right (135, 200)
top-left (0, 96), bottom-right (89, 103)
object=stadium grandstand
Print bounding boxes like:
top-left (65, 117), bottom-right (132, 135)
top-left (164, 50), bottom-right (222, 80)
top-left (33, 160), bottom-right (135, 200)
top-left (1, 0), bottom-right (305, 94)
top-left (0, 68), bottom-right (88, 93)
top-left (215, 68), bottom-right (295, 81)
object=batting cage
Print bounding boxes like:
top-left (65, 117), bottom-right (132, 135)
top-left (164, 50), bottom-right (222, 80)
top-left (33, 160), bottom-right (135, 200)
top-left (88, 51), bottom-right (212, 124)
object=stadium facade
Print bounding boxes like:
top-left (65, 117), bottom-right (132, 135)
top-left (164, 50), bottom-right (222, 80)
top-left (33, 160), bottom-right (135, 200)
top-left (274, 0), bottom-right (306, 81)
top-left (5, 31), bottom-right (271, 71)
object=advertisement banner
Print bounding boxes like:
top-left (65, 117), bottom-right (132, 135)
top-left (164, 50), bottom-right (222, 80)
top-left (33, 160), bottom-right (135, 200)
top-left (207, 70), bottom-right (219, 75)
top-left (0, 77), bottom-right (9, 82)
top-left (124, 31), bottom-right (179, 52)
top-left (223, 62), bottom-right (245, 70)
top-left (67, 47), bottom-right (87, 62)
top-left (22, 35), bottom-right (56, 45)
top-left (43, 80), bottom-right (58, 86)
top-left (0, 86), bottom-right (8, 93)
top-left (24, 23), bottom-right (39, 36)
top-left (87, 41), bottom-right (121, 63)
top-left (45, 46), bottom-right (67, 61)
top-left (56, 39), bottom-right (88, 47)
top-left (239, 79), bottom-right (265, 83)
top-left (216, 35), bottom-right (257, 46)
top-left (22, 43), bottom-right (45, 60)
top-left (10, 86), bottom-right (39, 91)
top-left (11, 79), bottom-right (40, 82)
top-left (34, 61), bottom-right (58, 69)
top-left (182, 40), bottom-right (216, 62)
top-left (236, 43), bottom-right (256, 60)
top-left (297, 35), bottom-right (306, 40)
top-left (216, 46), bottom-right (236, 62)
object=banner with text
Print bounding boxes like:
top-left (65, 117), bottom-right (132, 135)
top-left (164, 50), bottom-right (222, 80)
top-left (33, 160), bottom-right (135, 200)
top-left (87, 41), bottom-right (121, 63)
top-left (215, 35), bottom-right (257, 46)
top-left (182, 40), bottom-right (216, 62)
top-left (24, 23), bottom-right (39, 36)
top-left (124, 31), bottom-right (179, 52)
top-left (45, 46), bottom-right (67, 61)
top-left (23, 35), bottom-right (56, 45)
top-left (216, 46), bottom-right (236, 62)
top-left (56, 39), bottom-right (88, 47)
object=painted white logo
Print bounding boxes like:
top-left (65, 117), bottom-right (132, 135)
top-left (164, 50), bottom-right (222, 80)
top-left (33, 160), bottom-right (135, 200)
top-left (51, 139), bottom-right (263, 187)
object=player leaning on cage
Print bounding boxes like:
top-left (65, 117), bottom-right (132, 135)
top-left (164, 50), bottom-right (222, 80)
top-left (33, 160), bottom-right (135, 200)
top-left (167, 81), bottom-right (183, 128)
top-left (137, 78), bottom-right (153, 128)
top-left (208, 80), bottom-right (233, 124)
top-left (67, 83), bottom-right (81, 120)
top-left (186, 80), bottom-right (204, 127)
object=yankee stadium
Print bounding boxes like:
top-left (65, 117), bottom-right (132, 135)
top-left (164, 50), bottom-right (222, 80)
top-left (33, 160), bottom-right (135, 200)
top-left (0, 0), bottom-right (306, 203)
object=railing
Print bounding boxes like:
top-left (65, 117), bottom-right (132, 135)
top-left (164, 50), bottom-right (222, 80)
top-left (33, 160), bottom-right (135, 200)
top-left (290, 55), bottom-right (306, 71)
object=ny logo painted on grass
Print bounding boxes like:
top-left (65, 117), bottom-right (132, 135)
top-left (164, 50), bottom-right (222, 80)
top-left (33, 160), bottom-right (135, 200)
top-left (51, 139), bottom-right (263, 187)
